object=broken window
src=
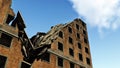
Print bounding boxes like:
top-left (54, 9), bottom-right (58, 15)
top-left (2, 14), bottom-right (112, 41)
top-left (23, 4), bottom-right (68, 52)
top-left (69, 37), bottom-right (73, 44)
top-left (0, 55), bottom-right (7, 68)
top-left (70, 62), bottom-right (74, 68)
top-left (69, 48), bottom-right (74, 57)
top-left (78, 43), bottom-right (81, 49)
top-left (58, 42), bottom-right (63, 51)
top-left (21, 62), bottom-right (31, 68)
top-left (68, 27), bottom-right (72, 33)
top-left (59, 31), bottom-right (63, 38)
top-left (0, 33), bottom-right (12, 47)
top-left (6, 14), bottom-right (14, 24)
top-left (85, 47), bottom-right (89, 54)
top-left (42, 52), bottom-right (50, 62)
top-left (58, 57), bottom-right (63, 67)
top-left (76, 24), bottom-right (79, 30)
top-left (77, 33), bottom-right (80, 39)
top-left (86, 57), bottom-right (90, 65)
top-left (79, 53), bottom-right (83, 61)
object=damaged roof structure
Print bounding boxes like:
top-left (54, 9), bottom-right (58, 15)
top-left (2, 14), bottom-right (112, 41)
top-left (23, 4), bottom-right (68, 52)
top-left (28, 18), bottom-right (93, 68)
top-left (34, 18), bottom-right (86, 48)
top-left (35, 24), bottom-right (68, 47)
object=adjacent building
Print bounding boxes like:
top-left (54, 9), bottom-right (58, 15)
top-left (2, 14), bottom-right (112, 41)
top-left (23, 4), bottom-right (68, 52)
top-left (0, 0), bottom-right (92, 68)
top-left (31, 18), bottom-right (93, 68)
top-left (0, 0), bottom-right (25, 68)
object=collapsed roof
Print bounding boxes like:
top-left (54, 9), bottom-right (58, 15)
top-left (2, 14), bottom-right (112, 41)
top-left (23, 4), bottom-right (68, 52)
top-left (33, 18), bottom-right (86, 48)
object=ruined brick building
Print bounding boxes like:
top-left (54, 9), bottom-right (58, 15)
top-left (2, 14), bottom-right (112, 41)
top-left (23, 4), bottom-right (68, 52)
top-left (0, 0), bottom-right (92, 68)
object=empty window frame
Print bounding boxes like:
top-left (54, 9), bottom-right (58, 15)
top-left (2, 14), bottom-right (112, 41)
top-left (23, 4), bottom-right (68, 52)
top-left (58, 42), bottom-right (63, 51)
top-left (86, 57), bottom-right (90, 65)
top-left (83, 30), bottom-right (86, 35)
top-left (42, 52), bottom-right (50, 62)
top-left (76, 24), bottom-right (79, 30)
top-left (59, 31), bottom-right (63, 38)
top-left (69, 48), bottom-right (74, 57)
top-left (6, 14), bottom-right (14, 24)
top-left (58, 57), bottom-right (63, 67)
top-left (0, 33), bottom-right (12, 47)
top-left (70, 62), bottom-right (74, 68)
top-left (78, 43), bottom-right (81, 49)
top-left (85, 47), bottom-right (89, 54)
top-left (0, 55), bottom-right (7, 68)
top-left (68, 27), bottom-right (72, 33)
top-left (79, 53), bottom-right (83, 61)
top-left (77, 33), bottom-right (80, 39)
top-left (69, 37), bottom-right (73, 44)
top-left (84, 38), bottom-right (88, 44)
top-left (21, 62), bottom-right (31, 68)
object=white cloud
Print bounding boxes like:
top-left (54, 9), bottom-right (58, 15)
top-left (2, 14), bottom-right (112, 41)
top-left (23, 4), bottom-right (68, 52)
top-left (69, 0), bottom-right (120, 34)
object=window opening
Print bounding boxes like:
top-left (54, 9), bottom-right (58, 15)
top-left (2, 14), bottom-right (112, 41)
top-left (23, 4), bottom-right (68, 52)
top-left (59, 31), bottom-right (63, 38)
top-left (58, 42), bottom-right (63, 51)
top-left (83, 30), bottom-right (86, 35)
top-left (70, 62), bottom-right (74, 68)
top-left (84, 38), bottom-right (88, 44)
top-left (69, 37), bottom-right (73, 44)
top-left (0, 55), bottom-right (7, 68)
top-left (86, 58), bottom-right (90, 65)
top-left (77, 33), bottom-right (80, 39)
top-left (78, 43), bottom-right (81, 49)
top-left (79, 53), bottom-right (83, 61)
top-left (68, 27), bottom-right (72, 33)
top-left (76, 24), bottom-right (79, 30)
top-left (85, 47), bottom-right (89, 54)
top-left (69, 48), bottom-right (74, 57)
top-left (0, 33), bottom-right (12, 47)
top-left (58, 57), bottom-right (63, 67)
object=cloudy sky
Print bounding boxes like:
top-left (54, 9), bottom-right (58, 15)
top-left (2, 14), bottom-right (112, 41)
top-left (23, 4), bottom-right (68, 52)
top-left (70, 0), bottom-right (120, 36)
top-left (12, 0), bottom-right (120, 68)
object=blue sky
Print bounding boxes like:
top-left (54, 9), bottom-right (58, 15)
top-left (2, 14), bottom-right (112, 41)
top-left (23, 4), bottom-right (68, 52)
top-left (12, 0), bottom-right (120, 68)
